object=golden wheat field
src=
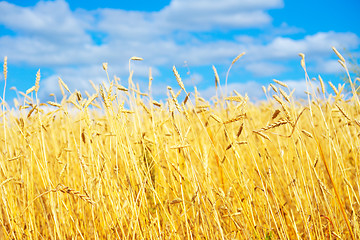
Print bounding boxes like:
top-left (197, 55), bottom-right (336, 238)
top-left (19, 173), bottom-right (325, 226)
top-left (0, 49), bottom-right (360, 239)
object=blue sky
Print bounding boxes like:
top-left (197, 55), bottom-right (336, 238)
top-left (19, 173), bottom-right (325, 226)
top-left (0, 0), bottom-right (359, 103)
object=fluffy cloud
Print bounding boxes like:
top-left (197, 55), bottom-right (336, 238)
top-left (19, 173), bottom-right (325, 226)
top-left (0, 0), bottom-right (283, 68)
top-left (245, 62), bottom-right (287, 76)
top-left (246, 32), bottom-right (359, 61)
top-left (0, 0), bottom-right (89, 44)
top-left (156, 0), bottom-right (283, 31)
top-left (314, 59), bottom-right (344, 74)
top-left (183, 73), bottom-right (204, 86)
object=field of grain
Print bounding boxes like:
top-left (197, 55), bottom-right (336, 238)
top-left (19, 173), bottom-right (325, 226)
top-left (0, 50), bottom-right (359, 239)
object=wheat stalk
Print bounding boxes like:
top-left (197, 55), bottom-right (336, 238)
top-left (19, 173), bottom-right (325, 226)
top-left (299, 53), bottom-right (306, 70)
top-left (2, 57), bottom-right (7, 148)
top-left (26, 86), bottom-right (36, 95)
top-left (47, 101), bottom-right (62, 108)
top-left (269, 84), bottom-right (278, 93)
top-left (301, 129), bottom-right (313, 138)
top-left (279, 88), bottom-right (291, 103)
top-left (273, 95), bottom-right (293, 124)
top-left (253, 130), bottom-right (271, 141)
top-left (152, 100), bottom-right (162, 107)
top-left (168, 86), bottom-right (181, 113)
top-left (210, 114), bottom-right (222, 123)
top-left (332, 47), bottom-right (346, 63)
top-left (35, 69), bottom-right (40, 93)
top-left (181, 102), bottom-right (190, 121)
top-left (84, 94), bottom-right (98, 109)
top-left (318, 75), bottom-right (325, 94)
top-left (59, 77), bottom-right (71, 94)
top-left (225, 96), bottom-right (244, 102)
top-left (213, 65), bottom-right (220, 90)
top-left (173, 66), bottom-right (186, 93)
top-left (335, 103), bottom-right (351, 121)
top-left (262, 86), bottom-right (267, 95)
top-left (273, 79), bottom-right (288, 88)
top-left (56, 184), bottom-right (95, 205)
top-left (3, 56), bottom-right (7, 82)
top-left (328, 81), bottom-right (339, 95)
top-left (139, 100), bottom-right (151, 115)
top-left (223, 114), bottom-right (246, 124)
top-left (225, 52), bottom-right (245, 94)
top-left (256, 119), bottom-right (288, 132)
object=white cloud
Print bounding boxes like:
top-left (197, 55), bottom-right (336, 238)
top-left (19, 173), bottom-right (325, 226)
top-left (247, 32), bottom-right (359, 61)
top-left (235, 35), bottom-right (257, 44)
top-left (245, 62), bottom-right (287, 76)
top-left (0, 0), bottom-right (285, 68)
top-left (0, 0), bottom-right (90, 44)
top-left (0, 36), bottom-right (108, 66)
top-left (157, 0), bottom-right (283, 31)
top-left (93, 0), bottom-right (281, 41)
top-left (270, 22), bottom-right (304, 36)
top-left (183, 73), bottom-right (204, 86)
top-left (314, 60), bottom-right (344, 74)
top-left (95, 9), bottom-right (160, 40)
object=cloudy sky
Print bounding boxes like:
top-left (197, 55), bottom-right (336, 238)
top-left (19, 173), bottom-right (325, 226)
top-left (0, 0), bottom-right (359, 102)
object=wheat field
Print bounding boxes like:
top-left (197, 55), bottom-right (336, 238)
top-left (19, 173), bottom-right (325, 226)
top-left (0, 49), bottom-right (359, 239)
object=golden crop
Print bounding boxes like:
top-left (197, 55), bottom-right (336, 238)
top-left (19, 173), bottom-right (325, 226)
top-left (0, 50), bottom-right (359, 239)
